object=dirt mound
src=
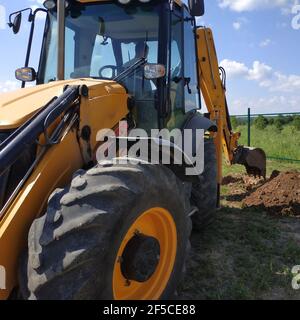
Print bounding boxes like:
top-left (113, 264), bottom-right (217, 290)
top-left (222, 175), bottom-right (243, 185)
top-left (243, 171), bottom-right (300, 216)
top-left (222, 174), bottom-right (264, 187)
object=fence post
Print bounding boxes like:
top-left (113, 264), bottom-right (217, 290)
top-left (247, 108), bottom-right (251, 147)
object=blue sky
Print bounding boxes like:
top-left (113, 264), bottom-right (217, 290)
top-left (0, 0), bottom-right (299, 114)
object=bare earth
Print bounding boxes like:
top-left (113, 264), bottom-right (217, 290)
top-left (179, 171), bottom-right (300, 300)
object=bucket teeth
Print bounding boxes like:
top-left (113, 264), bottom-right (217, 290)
top-left (233, 146), bottom-right (267, 179)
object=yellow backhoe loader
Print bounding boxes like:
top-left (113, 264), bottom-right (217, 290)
top-left (0, 0), bottom-right (266, 300)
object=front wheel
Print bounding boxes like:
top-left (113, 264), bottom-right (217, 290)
top-left (20, 162), bottom-right (191, 300)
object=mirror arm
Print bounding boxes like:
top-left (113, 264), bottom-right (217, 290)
top-left (22, 14), bottom-right (35, 88)
top-left (8, 8), bottom-right (32, 27)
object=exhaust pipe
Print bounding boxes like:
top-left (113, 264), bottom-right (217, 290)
top-left (233, 146), bottom-right (267, 179)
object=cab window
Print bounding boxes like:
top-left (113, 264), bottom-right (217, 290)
top-left (183, 9), bottom-right (200, 112)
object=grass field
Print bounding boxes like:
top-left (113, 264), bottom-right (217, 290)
top-left (223, 160), bottom-right (300, 178)
top-left (179, 160), bottom-right (300, 300)
top-left (235, 125), bottom-right (300, 161)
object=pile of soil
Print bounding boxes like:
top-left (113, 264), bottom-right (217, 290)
top-left (221, 173), bottom-right (264, 205)
top-left (243, 171), bottom-right (300, 216)
top-left (222, 174), bottom-right (264, 188)
top-left (222, 175), bottom-right (243, 185)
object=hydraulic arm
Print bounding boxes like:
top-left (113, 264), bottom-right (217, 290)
top-left (196, 27), bottom-right (267, 183)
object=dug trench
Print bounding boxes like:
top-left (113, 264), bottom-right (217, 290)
top-left (178, 170), bottom-right (300, 300)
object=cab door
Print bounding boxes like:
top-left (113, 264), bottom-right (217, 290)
top-left (167, 4), bottom-right (200, 130)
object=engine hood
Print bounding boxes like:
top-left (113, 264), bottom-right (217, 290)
top-left (0, 79), bottom-right (126, 130)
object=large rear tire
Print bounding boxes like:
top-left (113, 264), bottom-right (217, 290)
top-left (19, 162), bottom-right (191, 300)
top-left (191, 139), bottom-right (218, 231)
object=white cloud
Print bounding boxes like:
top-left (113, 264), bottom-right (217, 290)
top-left (218, 0), bottom-right (299, 13)
top-left (259, 38), bottom-right (272, 47)
top-left (247, 61), bottom-right (273, 81)
top-left (232, 17), bottom-right (248, 30)
top-left (220, 58), bottom-right (300, 93)
top-left (221, 59), bottom-right (275, 87)
top-left (0, 80), bottom-right (20, 93)
top-left (272, 72), bottom-right (300, 92)
top-left (233, 21), bottom-right (241, 30)
top-left (220, 59), bottom-right (249, 77)
top-left (230, 95), bottom-right (300, 114)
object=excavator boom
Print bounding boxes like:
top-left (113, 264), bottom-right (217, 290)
top-left (196, 27), bottom-right (267, 181)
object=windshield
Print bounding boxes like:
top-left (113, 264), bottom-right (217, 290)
top-left (39, 1), bottom-right (163, 130)
top-left (40, 3), bottom-right (161, 81)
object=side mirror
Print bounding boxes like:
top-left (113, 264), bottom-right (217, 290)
top-left (15, 67), bottom-right (37, 82)
top-left (188, 0), bottom-right (205, 17)
top-left (144, 64), bottom-right (166, 80)
top-left (11, 12), bottom-right (22, 34)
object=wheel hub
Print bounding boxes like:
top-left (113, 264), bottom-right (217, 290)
top-left (121, 233), bottom-right (160, 283)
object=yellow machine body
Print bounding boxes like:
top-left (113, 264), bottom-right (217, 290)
top-left (0, 79), bottom-right (129, 299)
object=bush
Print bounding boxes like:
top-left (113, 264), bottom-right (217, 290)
top-left (274, 116), bottom-right (285, 130)
top-left (231, 116), bottom-right (246, 128)
top-left (285, 116), bottom-right (294, 124)
top-left (293, 116), bottom-right (300, 131)
top-left (231, 116), bottom-right (238, 128)
top-left (254, 115), bottom-right (268, 130)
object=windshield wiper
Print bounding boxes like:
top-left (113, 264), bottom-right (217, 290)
top-left (113, 57), bottom-right (147, 83)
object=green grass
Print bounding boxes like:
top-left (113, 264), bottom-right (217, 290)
top-left (235, 125), bottom-right (300, 161)
top-left (179, 207), bottom-right (300, 300)
top-left (180, 208), bottom-right (300, 300)
top-left (178, 162), bottom-right (300, 300)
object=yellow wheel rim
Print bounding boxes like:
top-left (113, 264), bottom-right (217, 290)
top-left (113, 207), bottom-right (177, 300)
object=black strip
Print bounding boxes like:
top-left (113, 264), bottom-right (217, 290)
top-left (37, 12), bottom-right (50, 84)
top-left (225, 97), bottom-right (232, 131)
top-left (194, 21), bottom-right (201, 110)
top-left (156, 1), bottom-right (170, 129)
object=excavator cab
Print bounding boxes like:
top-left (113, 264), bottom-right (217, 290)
top-left (11, 0), bottom-right (206, 134)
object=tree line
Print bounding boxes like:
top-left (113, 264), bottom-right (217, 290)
top-left (231, 115), bottom-right (300, 131)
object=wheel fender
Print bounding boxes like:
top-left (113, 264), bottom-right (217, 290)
top-left (183, 112), bottom-right (217, 132)
top-left (181, 112), bottom-right (217, 175)
top-left (111, 137), bottom-right (199, 182)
